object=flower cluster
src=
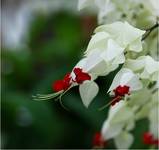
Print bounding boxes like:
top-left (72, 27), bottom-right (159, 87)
top-left (33, 0), bottom-right (159, 148)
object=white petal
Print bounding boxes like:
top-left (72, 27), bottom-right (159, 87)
top-left (128, 88), bottom-right (151, 106)
top-left (108, 68), bottom-right (132, 92)
top-left (74, 58), bottom-right (87, 68)
top-left (126, 74), bottom-right (143, 91)
top-left (100, 39), bottom-right (124, 62)
top-left (111, 105), bottom-right (134, 124)
top-left (125, 120), bottom-right (135, 131)
top-left (120, 71), bottom-right (135, 86)
top-left (85, 32), bottom-right (110, 55)
top-left (108, 68), bottom-right (142, 92)
top-left (102, 121), bottom-right (124, 140)
top-left (79, 81), bottom-right (99, 107)
top-left (83, 49), bottom-right (104, 73)
top-left (108, 100), bottom-right (126, 119)
top-left (95, 21), bottom-right (145, 48)
top-left (145, 56), bottom-right (159, 74)
top-left (128, 37), bottom-right (143, 52)
top-left (102, 101), bottom-right (133, 140)
top-left (112, 53), bottom-right (125, 65)
top-left (124, 57), bottom-right (145, 71)
top-left (114, 131), bottom-right (134, 149)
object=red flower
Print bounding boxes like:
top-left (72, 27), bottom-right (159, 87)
top-left (143, 132), bottom-right (159, 146)
top-left (52, 73), bottom-right (71, 92)
top-left (113, 85), bottom-right (130, 97)
top-left (53, 80), bottom-right (65, 92)
top-left (92, 132), bottom-right (106, 148)
top-left (73, 68), bottom-right (91, 84)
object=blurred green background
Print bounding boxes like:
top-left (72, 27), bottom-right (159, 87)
top-left (1, 1), bottom-right (150, 149)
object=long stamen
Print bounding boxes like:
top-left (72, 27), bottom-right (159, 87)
top-left (98, 96), bottom-right (122, 111)
top-left (32, 90), bottom-right (63, 101)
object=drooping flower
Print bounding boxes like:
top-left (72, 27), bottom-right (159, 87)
top-left (71, 61), bottom-right (99, 108)
top-left (108, 68), bottom-right (142, 105)
top-left (101, 100), bottom-right (135, 149)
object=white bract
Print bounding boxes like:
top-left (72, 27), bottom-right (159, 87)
top-left (125, 56), bottom-right (159, 81)
top-left (71, 59), bottom-right (99, 108)
top-left (95, 21), bottom-right (145, 51)
top-left (79, 80), bottom-right (99, 107)
top-left (114, 131), bottom-right (134, 149)
top-left (101, 100), bottom-right (135, 148)
top-left (83, 22), bottom-right (145, 78)
top-left (108, 68), bottom-right (143, 94)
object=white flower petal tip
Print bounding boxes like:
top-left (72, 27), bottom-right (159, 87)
top-left (79, 81), bottom-right (99, 108)
top-left (114, 131), bottom-right (134, 149)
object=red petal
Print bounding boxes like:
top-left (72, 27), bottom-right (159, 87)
top-left (143, 132), bottom-right (154, 145)
top-left (152, 139), bottom-right (159, 146)
top-left (52, 80), bottom-right (64, 92)
top-left (63, 73), bottom-right (71, 90)
top-left (73, 68), bottom-right (82, 75)
top-left (76, 72), bottom-right (91, 84)
top-left (93, 132), bottom-right (105, 147)
top-left (73, 68), bottom-right (91, 84)
top-left (113, 85), bottom-right (130, 97)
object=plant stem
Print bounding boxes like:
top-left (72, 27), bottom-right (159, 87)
top-left (142, 23), bottom-right (159, 41)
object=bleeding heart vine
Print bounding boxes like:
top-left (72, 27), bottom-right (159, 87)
top-left (33, 0), bottom-right (159, 149)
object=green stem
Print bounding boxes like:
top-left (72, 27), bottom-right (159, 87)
top-left (142, 23), bottom-right (159, 41)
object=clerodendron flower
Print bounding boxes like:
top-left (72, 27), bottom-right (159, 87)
top-left (33, 0), bottom-right (159, 148)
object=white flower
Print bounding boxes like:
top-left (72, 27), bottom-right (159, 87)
top-left (95, 21), bottom-right (145, 51)
top-left (85, 39), bottom-right (125, 74)
top-left (125, 56), bottom-right (159, 81)
top-left (108, 68), bottom-right (143, 94)
top-left (101, 101), bottom-right (135, 148)
top-left (71, 59), bottom-right (99, 108)
top-left (82, 22), bottom-right (145, 80)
